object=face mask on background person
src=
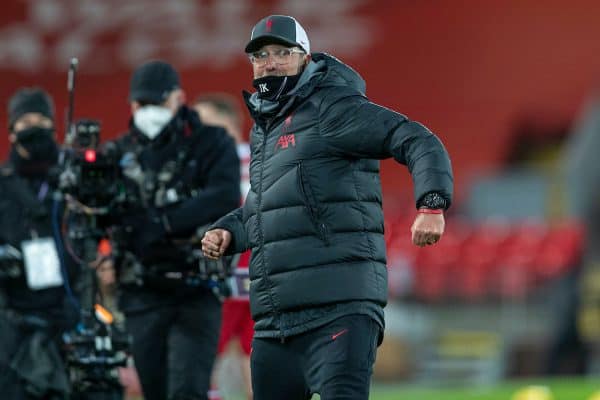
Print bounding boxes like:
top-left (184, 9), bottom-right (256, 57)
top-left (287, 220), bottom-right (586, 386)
top-left (133, 105), bottom-right (174, 140)
top-left (10, 126), bottom-right (59, 175)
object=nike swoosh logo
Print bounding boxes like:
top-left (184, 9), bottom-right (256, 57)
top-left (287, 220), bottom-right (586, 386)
top-left (331, 329), bottom-right (348, 340)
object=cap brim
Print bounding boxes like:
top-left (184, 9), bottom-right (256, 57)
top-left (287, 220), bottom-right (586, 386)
top-left (245, 35), bottom-right (300, 53)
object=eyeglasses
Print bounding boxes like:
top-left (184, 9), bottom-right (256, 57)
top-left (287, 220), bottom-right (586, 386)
top-left (248, 48), bottom-right (306, 66)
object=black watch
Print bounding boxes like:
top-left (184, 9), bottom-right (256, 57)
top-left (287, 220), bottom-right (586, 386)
top-left (417, 192), bottom-right (447, 210)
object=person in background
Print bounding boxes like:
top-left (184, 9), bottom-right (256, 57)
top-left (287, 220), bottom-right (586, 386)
top-left (194, 93), bottom-right (253, 400)
top-left (113, 61), bottom-right (240, 400)
top-left (194, 93), bottom-right (250, 201)
top-left (0, 87), bottom-right (78, 399)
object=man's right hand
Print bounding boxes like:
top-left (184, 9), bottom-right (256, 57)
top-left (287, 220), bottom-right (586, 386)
top-left (201, 229), bottom-right (232, 260)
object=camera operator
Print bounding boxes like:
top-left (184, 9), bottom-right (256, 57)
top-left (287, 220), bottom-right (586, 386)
top-left (0, 88), bottom-right (78, 399)
top-left (112, 60), bottom-right (240, 400)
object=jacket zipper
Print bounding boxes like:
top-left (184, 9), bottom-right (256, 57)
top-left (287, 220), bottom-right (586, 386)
top-left (297, 162), bottom-right (330, 245)
top-left (255, 126), bottom-right (283, 341)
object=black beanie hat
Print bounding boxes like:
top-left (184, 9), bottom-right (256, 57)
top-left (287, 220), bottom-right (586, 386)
top-left (129, 60), bottom-right (180, 104)
top-left (7, 88), bottom-right (54, 130)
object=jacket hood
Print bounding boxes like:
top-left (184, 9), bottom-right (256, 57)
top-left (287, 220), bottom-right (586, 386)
top-left (309, 52), bottom-right (366, 94)
top-left (245, 53), bottom-right (366, 116)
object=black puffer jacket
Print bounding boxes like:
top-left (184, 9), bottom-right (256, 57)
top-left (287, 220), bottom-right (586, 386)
top-left (215, 53), bottom-right (453, 328)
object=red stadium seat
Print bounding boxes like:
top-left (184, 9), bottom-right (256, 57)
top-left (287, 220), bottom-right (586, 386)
top-left (385, 216), bottom-right (583, 303)
top-left (455, 219), bottom-right (512, 300)
top-left (493, 221), bottom-right (548, 299)
top-left (534, 221), bottom-right (583, 280)
top-left (409, 220), bottom-right (472, 301)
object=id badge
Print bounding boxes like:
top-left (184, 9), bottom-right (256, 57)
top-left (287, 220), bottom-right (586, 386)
top-left (229, 268), bottom-right (250, 300)
top-left (21, 238), bottom-right (64, 290)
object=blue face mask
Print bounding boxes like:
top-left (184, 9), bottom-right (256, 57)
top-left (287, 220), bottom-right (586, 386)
top-left (133, 105), bottom-right (174, 140)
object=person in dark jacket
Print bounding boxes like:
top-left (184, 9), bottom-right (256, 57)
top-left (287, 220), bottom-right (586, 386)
top-left (0, 88), bottom-right (77, 399)
top-left (202, 15), bottom-right (453, 400)
top-left (113, 61), bottom-right (240, 400)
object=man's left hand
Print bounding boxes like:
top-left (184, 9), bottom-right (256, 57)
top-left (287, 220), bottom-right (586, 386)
top-left (411, 211), bottom-right (445, 247)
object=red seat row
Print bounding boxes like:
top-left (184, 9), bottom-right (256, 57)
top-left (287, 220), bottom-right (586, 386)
top-left (385, 216), bottom-right (583, 302)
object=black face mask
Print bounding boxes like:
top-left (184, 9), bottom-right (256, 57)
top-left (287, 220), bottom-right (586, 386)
top-left (252, 73), bottom-right (302, 102)
top-left (10, 126), bottom-right (59, 176)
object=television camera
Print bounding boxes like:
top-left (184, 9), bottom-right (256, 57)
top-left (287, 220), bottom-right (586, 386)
top-left (55, 58), bottom-right (132, 400)
top-left (54, 58), bottom-right (241, 398)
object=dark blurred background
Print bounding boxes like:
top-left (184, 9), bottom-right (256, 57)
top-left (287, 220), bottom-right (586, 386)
top-left (2, 0), bottom-right (599, 206)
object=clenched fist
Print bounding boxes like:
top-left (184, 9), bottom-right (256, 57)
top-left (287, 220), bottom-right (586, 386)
top-left (201, 229), bottom-right (232, 259)
top-left (411, 211), bottom-right (445, 247)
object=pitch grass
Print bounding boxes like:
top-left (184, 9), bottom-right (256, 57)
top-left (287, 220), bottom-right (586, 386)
top-left (368, 377), bottom-right (600, 400)
top-left (127, 377), bottom-right (600, 399)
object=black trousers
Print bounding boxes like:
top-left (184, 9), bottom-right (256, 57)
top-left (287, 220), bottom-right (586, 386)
top-left (251, 314), bottom-right (380, 400)
top-left (125, 290), bottom-right (222, 400)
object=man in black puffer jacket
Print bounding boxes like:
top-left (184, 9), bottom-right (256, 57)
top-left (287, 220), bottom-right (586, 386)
top-left (202, 15), bottom-right (453, 400)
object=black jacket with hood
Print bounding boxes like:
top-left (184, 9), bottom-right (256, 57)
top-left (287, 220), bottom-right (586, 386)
top-left (114, 105), bottom-right (240, 311)
top-left (213, 53), bottom-right (453, 338)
